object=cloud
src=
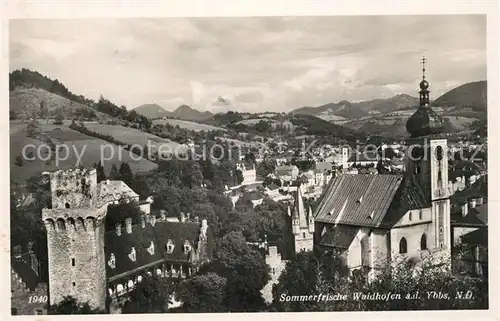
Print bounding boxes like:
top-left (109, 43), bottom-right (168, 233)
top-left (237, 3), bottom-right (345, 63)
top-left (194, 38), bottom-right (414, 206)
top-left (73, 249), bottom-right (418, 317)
top-left (9, 15), bottom-right (486, 112)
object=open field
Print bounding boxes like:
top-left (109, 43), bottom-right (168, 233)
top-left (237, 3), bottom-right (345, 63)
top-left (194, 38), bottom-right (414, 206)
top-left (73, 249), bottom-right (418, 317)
top-left (153, 118), bottom-right (225, 132)
top-left (10, 122), bottom-right (158, 184)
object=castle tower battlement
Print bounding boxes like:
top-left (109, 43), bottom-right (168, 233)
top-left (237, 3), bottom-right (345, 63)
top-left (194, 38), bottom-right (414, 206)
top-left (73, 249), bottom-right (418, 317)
top-left (45, 168), bottom-right (98, 209)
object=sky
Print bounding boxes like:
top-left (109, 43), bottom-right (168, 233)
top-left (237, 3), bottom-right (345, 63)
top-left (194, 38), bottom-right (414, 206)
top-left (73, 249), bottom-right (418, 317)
top-left (9, 15), bottom-right (486, 113)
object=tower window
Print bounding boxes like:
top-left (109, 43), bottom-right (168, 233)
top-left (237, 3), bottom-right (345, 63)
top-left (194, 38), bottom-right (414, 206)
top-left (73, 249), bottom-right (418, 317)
top-left (399, 237), bottom-right (407, 254)
top-left (302, 232), bottom-right (306, 238)
top-left (408, 212), bottom-right (412, 221)
top-left (439, 227), bottom-right (443, 234)
top-left (71, 258), bottom-right (75, 266)
top-left (420, 234), bottom-right (427, 250)
top-left (65, 202), bottom-right (70, 209)
top-left (419, 211), bottom-right (423, 220)
top-left (72, 282), bottom-right (76, 286)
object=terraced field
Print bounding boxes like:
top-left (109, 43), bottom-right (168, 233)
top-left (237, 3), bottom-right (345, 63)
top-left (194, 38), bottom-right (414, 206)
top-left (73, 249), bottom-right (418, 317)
top-left (10, 122), bottom-right (158, 184)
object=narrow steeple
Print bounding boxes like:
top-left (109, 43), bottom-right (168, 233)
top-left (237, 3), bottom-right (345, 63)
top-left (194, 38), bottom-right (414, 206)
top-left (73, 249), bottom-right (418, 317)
top-left (419, 56), bottom-right (430, 106)
top-left (406, 56), bottom-right (445, 137)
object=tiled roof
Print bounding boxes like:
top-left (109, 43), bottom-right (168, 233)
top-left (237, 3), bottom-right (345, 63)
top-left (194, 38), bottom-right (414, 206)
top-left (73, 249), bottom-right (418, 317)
top-left (460, 228), bottom-right (487, 246)
top-left (314, 174), bottom-right (403, 227)
top-left (97, 180), bottom-right (139, 204)
top-left (104, 220), bottom-right (214, 280)
top-left (451, 204), bottom-right (487, 227)
top-left (319, 225), bottom-right (359, 249)
top-left (379, 174), bottom-right (432, 228)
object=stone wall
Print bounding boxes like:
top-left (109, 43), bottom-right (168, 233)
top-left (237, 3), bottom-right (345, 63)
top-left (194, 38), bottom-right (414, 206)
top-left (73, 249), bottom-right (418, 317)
top-left (43, 204), bottom-right (108, 310)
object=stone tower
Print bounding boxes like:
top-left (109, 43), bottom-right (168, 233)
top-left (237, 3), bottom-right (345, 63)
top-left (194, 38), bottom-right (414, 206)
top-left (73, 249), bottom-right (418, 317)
top-left (41, 168), bottom-right (108, 310)
top-left (405, 57), bottom-right (451, 256)
top-left (291, 187), bottom-right (314, 253)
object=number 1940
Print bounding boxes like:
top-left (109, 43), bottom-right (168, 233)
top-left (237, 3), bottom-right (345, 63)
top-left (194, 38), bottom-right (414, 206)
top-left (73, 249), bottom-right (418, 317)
top-left (28, 296), bottom-right (48, 303)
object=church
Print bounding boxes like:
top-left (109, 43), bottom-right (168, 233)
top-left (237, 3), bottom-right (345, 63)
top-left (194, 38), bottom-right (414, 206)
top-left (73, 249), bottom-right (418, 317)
top-left (288, 58), bottom-right (451, 279)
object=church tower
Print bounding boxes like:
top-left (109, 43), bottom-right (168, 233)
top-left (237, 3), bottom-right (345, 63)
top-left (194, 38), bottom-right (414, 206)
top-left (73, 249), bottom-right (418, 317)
top-left (405, 57), bottom-right (451, 256)
top-left (291, 187), bottom-right (314, 253)
top-left (41, 168), bottom-right (108, 310)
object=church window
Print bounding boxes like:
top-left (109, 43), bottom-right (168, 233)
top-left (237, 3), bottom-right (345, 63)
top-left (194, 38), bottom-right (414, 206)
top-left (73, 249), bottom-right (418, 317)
top-left (435, 146), bottom-right (443, 161)
top-left (184, 240), bottom-right (192, 254)
top-left (166, 240), bottom-right (175, 254)
top-left (409, 212), bottom-right (412, 221)
top-left (420, 234), bottom-right (427, 250)
top-left (399, 237), bottom-right (407, 254)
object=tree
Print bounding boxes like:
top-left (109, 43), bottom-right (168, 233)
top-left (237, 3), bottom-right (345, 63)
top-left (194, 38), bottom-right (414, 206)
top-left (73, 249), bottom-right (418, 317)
top-left (122, 274), bottom-right (176, 313)
top-left (235, 169), bottom-right (244, 185)
top-left (119, 162), bottom-right (133, 186)
top-left (94, 161), bottom-right (107, 183)
top-left (201, 231), bottom-right (270, 312)
top-left (48, 296), bottom-right (103, 314)
top-left (39, 100), bottom-right (47, 120)
top-left (54, 110), bottom-right (65, 125)
top-left (272, 249), bottom-right (349, 312)
top-left (109, 164), bottom-right (120, 180)
top-left (177, 272), bottom-right (227, 312)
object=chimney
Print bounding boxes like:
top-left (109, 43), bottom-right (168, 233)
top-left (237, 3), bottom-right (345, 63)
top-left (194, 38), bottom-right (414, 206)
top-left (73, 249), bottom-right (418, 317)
top-left (125, 217), bottom-right (132, 234)
top-left (116, 222), bottom-right (122, 236)
top-left (140, 215), bottom-right (146, 228)
top-left (180, 212), bottom-right (186, 223)
top-left (160, 210), bottom-right (166, 220)
top-left (468, 198), bottom-right (477, 209)
top-left (461, 203), bottom-right (468, 217)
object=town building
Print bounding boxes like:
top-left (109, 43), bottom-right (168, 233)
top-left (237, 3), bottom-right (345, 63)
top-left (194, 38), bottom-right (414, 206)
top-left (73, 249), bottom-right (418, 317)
top-left (276, 165), bottom-right (299, 182)
top-left (41, 168), bottom-right (214, 311)
top-left (235, 162), bottom-right (257, 185)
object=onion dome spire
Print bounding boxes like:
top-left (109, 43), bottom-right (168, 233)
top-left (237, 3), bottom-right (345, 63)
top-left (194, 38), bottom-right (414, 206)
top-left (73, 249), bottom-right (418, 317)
top-left (406, 56), bottom-right (445, 137)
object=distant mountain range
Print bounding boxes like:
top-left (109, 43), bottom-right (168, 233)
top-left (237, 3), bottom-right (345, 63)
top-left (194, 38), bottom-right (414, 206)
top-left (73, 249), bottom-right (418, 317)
top-left (133, 104), bottom-right (214, 121)
top-left (291, 81), bottom-right (486, 120)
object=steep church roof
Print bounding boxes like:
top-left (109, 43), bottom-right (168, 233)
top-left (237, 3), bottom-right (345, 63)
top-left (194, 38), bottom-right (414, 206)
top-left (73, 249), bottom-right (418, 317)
top-left (291, 187), bottom-right (307, 228)
top-left (314, 175), bottom-right (403, 228)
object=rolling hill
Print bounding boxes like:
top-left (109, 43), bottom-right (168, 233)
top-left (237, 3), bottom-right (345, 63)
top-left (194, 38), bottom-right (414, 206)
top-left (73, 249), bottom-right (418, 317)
top-left (134, 103), bottom-right (214, 121)
top-left (291, 94), bottom-right (420, 120)
top-left (434, 81), bottom-right (487, 111)
top-left (9, 87), bottom-right (111, 122)
top-left (133, 103), bottom-right (171, 119)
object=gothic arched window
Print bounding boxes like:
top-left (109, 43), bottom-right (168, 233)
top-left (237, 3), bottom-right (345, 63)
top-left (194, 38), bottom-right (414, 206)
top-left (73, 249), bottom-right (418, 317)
top-left (420, 234), bottom-right (427, 250)
top-left (399, 237), bottom-right (407, 254)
